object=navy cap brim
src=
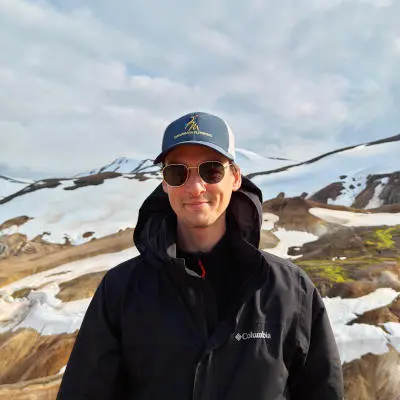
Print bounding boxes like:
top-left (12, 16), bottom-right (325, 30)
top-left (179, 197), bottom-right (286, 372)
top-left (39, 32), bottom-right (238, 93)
top-left (153, 141), bottom-right (235, 165)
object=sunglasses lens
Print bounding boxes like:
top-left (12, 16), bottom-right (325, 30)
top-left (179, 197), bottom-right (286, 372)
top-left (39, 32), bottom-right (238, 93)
top-left (199, 161), bottom-right (226, 184)
top-left (163, 164), bottom-right (188, 186)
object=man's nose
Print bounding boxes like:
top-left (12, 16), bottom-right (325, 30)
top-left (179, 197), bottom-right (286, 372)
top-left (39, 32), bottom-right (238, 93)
top-left (185, 168), bottom-right (206, 194)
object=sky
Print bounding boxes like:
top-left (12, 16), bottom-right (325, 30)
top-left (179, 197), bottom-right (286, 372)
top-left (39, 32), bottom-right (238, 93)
top-left (1, 0), bottom-right (400, 178)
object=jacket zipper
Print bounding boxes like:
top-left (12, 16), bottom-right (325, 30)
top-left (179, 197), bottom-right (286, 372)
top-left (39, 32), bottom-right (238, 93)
top-left (192, 268), bottom-right (264, 400)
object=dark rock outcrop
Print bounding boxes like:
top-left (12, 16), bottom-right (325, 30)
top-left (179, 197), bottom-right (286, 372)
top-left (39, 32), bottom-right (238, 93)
top-left (352, 172), bottom-right (400, 209)
top-left (309, 182), bottom-right (345, 204)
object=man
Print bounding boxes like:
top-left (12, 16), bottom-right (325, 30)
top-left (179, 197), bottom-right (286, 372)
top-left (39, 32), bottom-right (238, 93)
top-left (57, 111), bottom-right (343, 399)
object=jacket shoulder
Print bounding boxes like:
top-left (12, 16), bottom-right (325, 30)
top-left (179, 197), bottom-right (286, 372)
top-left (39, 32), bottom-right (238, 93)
top-left (259, 250), bottom-right (318, 298)
top-left (104, 254), bottom-right (144, 282)
top-left (99, 254), bottom-right (146, 302)
top-left (93, 255), bottom-right (146, 327)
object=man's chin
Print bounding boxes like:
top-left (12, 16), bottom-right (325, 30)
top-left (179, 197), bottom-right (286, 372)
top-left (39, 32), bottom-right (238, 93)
top-left (183, 215), bottom-right (213, 229)
top-left (188, 220), bottom-right (212, 229)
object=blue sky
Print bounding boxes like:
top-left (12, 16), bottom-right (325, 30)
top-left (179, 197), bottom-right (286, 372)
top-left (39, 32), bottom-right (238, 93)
top-left (1, 0), bottom-right (399, 178)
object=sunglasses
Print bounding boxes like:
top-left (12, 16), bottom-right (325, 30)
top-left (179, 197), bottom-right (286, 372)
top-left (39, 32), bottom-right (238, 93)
top-left (162, 161), bottom-right (233, 187)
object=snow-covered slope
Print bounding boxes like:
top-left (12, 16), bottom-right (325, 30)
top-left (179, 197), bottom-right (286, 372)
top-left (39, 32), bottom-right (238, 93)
top-left (74, 157), bottom-right (160, 177)
top-left (309, 208), bottom-right (400, 226)
top-left (0, 177), bottom-right (160, 244)
top-left (0, 176), bottom-right (33, 200)
top-left (0, 247), bottom-right (139, 335)
top-left (235, 148), bottom-right (294, 176)
top-left (250, 137), bottom-right (400, 205)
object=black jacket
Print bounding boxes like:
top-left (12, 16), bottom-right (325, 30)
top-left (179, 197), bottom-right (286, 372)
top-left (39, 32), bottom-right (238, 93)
top-left (57, 177), bottom-right (343, 400)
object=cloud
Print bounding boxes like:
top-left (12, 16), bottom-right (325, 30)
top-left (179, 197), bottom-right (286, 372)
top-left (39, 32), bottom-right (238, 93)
top-left (0, 0), bottom-right (400, 177)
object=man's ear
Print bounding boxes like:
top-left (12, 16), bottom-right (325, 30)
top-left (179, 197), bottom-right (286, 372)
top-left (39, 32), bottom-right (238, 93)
top-left (232, 164), bottom-right (242, 192)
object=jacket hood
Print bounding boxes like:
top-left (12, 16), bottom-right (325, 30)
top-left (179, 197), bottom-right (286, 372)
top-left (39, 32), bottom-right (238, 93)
top-left (133, 176), bottom-right (263, 262)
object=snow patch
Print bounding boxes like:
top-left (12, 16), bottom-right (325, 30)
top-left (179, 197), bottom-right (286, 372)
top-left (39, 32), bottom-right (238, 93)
top-left (309, 208), bottom-right (400, 227)
top-left (384, 322), bottom-right (400, 352)
top-left (327, 175), bottom-right (366, 207)
top-left (261, 213), bottom-right (279, 230)
top-left (365, 177), bottom-right (389, 210)
top-left (323, 288), bottom-right (400, 364)
top-left (263, 229), bottom-right (318, 258)
top-left (333, 323), bottom-right (390, 364)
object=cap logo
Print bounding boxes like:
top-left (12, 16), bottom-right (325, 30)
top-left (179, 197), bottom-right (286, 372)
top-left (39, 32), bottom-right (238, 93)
top-left (173, 113), bottom-right (213, 140)
top-left (185, 115), bottom-right (200, 133)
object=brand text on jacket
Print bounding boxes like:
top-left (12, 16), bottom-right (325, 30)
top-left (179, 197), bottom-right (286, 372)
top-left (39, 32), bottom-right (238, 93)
top-left (235, 331), bottom-right (271, 341)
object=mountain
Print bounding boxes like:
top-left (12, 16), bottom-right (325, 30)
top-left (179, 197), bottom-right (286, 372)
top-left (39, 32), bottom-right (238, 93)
top-left (74, 157), bottom-right (160, 177)
top-left (249, 134), bottom-right (400, 207)
top-left (78, 151), bottom-right (293, 178)
top-left (0, 176), bottom-right (160, 245)
top-left (0, 137), bottom-right (399, 246)
top-left (234, 148), bottom-right (295, 175)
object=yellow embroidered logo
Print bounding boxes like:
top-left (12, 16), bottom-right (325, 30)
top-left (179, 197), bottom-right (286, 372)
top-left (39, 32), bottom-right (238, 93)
top-left (185, 115), bottom-right (200, 133)
top-left (174, 114), bottom-right (213, 140)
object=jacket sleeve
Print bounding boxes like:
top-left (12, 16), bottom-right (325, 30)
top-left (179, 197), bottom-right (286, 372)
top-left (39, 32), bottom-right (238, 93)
top-left (288, 272), bottom-right (344, 400)
top-left (57, 271), bottom-right (126, 399)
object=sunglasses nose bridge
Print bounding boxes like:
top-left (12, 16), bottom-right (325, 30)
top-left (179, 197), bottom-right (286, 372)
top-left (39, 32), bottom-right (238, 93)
top-left (185, 165), bottom-right (204, 185)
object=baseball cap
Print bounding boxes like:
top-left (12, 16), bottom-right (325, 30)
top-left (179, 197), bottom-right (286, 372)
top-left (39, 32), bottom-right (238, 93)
top-left (154, 111), bottom-right (236, 164)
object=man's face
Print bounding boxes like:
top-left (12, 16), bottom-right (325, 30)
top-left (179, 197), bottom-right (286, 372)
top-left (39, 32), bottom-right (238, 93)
top-left (162, 144), bottom-right (241, 229)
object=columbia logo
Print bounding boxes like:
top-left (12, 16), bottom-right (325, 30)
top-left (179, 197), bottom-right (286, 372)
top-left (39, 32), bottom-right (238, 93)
top-left (235, 331), bottom-right (271, 341)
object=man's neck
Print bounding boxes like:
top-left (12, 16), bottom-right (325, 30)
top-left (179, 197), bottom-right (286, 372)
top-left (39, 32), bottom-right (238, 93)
top-left (177, 213), bottom-right (227, 253)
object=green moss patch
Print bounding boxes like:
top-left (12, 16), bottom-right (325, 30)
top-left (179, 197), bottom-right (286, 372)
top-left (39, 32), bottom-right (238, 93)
top-left (294, 253), bottom-right (400, 296)
top-left (297, 260), bottom-right (353, 283)
top-left (365, 227), bottom-right (398, 250)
